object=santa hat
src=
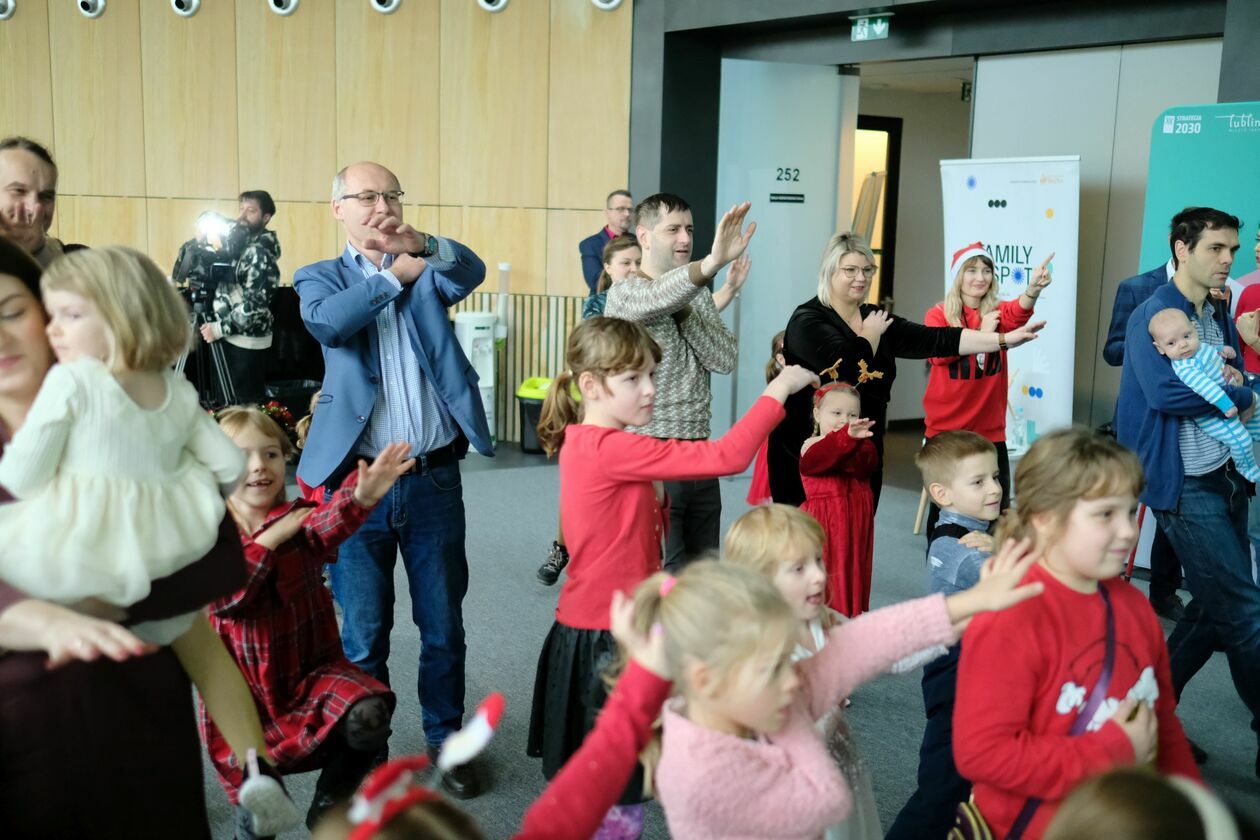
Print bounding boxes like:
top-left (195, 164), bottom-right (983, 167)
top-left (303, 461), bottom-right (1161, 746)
top-left (950, 242), bottom-right (990, 272)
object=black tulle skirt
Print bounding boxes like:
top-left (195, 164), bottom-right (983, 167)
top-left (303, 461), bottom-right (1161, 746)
top-left (526, 620), bottom-right (647, 805)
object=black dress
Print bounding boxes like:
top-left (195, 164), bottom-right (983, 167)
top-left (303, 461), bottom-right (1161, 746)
top-left (769, 297), bottom-right (963, 507)
top-left (0, 510), bottom-right (246, 839)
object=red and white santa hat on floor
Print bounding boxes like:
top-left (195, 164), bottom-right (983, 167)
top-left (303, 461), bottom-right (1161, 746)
top-left (950, 241), bottom-right (990, 272)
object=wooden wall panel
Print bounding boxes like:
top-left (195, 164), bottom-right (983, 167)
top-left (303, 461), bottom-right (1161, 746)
top-left (270, 202), bottom-right (340, 286)
top-left (335, 0), bottom-right (440, 205)
top-left (57, 197), bottom-right (148, 252)
top-left (439, 206), bottom-right (546, 295)
top-left (48, 0), bottom-right (146, 196)
top-left (439, 0), bottom-right (549, 207)
top-left (546, 208), bottom-right (606, 296)
top-left (146, 198), bottom-right (239, 279)
top-left (547, 0), bottom-right (632, 209)
top-left (236, 1), bottom-right (335, 203)
top-left (0, 0), bottom-right (54, 149)
top-left (139, 1), bottom-right (238, 199)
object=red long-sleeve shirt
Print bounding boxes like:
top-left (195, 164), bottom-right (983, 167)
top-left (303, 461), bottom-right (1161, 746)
top-left (953, 564), bottom-right (1200, 839)
top-left (923, 298), bottom-right (1033, 442)
top-left (516, 661), bottom-right (670, 839)
top-left (556, 397), bottom-right (784, 629)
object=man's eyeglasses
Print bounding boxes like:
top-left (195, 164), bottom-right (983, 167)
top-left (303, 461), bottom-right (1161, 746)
top-left (839, 265), bottom-right (878, 279)
top-left (338, 190), bottom-right (405, 207)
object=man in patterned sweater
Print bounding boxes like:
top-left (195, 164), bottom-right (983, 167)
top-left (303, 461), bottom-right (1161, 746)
top-left (604, 192), bottom-right (744, 572)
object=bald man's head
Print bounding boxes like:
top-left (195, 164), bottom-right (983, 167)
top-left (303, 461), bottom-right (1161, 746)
top-left (331, 162), bottom-right (406, 255)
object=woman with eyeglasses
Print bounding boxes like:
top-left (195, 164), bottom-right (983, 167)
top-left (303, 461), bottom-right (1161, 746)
top-left (767, 233), bottom-right (1045, 508)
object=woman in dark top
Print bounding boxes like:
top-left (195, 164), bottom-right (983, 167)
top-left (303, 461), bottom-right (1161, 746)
top-left (768, 233), bottom-right (1044, 507)
top-left (0, 236), bottom-right (246, 839)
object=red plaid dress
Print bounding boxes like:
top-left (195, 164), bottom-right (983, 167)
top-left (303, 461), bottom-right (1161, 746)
top-left (199, 474), bottom-right (394, 802)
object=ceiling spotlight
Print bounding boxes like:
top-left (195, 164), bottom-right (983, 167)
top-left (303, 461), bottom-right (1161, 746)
top-left (171, 0), bottom-right (199, 16)
top-left (269, 0), bottom-right (298, 16)
top-left (372, 0), bottom-right (401, 12)
top-left (77, 0), bottom-right (105, 19)
top-left (477, 0), bottom-right (508, 12)
top-left (0, 0), bottom-right (14, 22)
top-left (590, 0), bottom-right (622, 8)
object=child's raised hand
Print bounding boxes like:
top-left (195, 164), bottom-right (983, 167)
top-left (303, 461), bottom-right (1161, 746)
top-left (610, 590), bottom-right (669, 680)
top-left (354, 442), bottom-right (416, 507)
top-left (945, 538), bottom-right (1044, 625)
top-left (861, 309), bottom-right (893, 337)
top-left (1111, 698), bottom-right (1157, 764)
top-left (255, 507), bottom-right (316, 550)
top-left (846, 418), bottom-right (875, 439)
top-left (765, 365), bottom-right (821, 402)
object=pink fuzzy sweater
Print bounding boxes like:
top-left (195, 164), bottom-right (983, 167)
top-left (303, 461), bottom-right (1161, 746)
top-left (656, 594), bottom-right (955, 840)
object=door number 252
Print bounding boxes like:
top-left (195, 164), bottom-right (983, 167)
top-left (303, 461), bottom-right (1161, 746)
top-left (775, 167), bottom-right (800, 181)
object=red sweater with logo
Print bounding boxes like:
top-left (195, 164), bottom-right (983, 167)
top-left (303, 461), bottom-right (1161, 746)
top-left (953, 564), bottom-right (1200, 840)
top-left (556, 397), bottom-right (784, 629)
top-left (923, 298), bottom-right (1032, 442)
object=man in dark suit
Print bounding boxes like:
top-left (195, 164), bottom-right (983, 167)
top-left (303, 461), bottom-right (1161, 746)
top-left (1105, 258), bottom-right (1194, 622)
top-left (578, 189), bottom-right (633, 293)
top-left (295, 161), bottom-right (492, 802)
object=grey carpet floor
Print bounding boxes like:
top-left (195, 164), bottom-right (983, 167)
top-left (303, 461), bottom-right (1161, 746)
top-left (207, 448), bottom-right (1260, 838)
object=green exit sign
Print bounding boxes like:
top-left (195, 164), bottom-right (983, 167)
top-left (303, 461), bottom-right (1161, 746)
top-left (851, 15), bottom-right (891, 42)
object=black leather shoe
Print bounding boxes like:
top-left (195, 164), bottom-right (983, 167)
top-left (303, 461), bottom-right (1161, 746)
top-left (435, 759), bottom-right (483, 800)
top-left (1149, 593), bottom-right (1185, 622)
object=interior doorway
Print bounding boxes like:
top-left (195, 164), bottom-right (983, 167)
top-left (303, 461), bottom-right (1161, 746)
top-left (853, 115), bottom-right (902, 304)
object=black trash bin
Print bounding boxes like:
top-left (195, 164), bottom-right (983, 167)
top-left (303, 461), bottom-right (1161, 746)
top-left (516, 377), bottom-right (552, 454)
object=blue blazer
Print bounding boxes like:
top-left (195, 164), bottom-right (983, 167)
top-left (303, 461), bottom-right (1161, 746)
top-left (294, 241), bottom-right (492, 488)
top-left (1115, 280), bottom-right (1252, 510)
top-left (579, 228), bottom-right (612, 294)
top-left (1103, 265), bottom-right (1168, 367)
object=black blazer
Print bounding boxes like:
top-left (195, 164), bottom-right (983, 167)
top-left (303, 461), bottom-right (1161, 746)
top-left (768, 297), bottom-right (963, 505)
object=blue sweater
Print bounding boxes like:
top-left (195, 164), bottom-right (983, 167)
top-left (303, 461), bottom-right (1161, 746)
top-left (1115, 280), bottom-right (1253, 510)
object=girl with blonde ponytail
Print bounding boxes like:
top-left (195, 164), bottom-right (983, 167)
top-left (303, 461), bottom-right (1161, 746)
top-left (953, 428), bottom-right (1201, 840)
top-left (527, 316), bottom-right (821, 838)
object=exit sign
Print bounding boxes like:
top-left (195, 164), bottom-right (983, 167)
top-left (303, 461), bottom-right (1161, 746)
top-left (851, 15), bottom-right (890, 42)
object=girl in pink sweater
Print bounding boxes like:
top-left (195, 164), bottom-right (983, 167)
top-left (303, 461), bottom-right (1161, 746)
top-left (638, 551), bottom-right (1044, 840)
top-left (527, 316), bottom-right (819, 838)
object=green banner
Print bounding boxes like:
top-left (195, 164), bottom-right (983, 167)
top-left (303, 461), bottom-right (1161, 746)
top-left (1140, 102), bottom-right (1260, 272)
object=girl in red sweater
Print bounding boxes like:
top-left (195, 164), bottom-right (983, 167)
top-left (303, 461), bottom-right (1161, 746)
top-left (527, 316), bottom-right (819, 838)
top-left (953, 428), bottom-right (1201, 840)
top-left (800, 382), bottom-right (879, 617)
top-left (921, 242), bottom-right (1052, 538)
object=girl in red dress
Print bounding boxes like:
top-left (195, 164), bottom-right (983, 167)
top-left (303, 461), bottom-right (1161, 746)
top-left (203, 406), bottom-right (412, 838)
top-left (800, 382), bottom-right (879, 617)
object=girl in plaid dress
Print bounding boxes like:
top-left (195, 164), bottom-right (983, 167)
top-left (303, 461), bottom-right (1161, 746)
top-left (203, 407), bottom-right (411, 838)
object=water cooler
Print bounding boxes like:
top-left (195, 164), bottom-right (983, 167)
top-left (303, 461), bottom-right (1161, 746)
top-left (453, 263), bottom-right (510, 447)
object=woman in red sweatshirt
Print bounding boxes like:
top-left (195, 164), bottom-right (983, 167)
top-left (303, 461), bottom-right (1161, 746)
top-left (921, 242), bottom-right (1051, 538)
top-left (953, 429), bottom-right (1200, 840)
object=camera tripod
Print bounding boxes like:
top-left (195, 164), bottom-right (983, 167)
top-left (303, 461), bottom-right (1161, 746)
top-left (175, 308), bottom-right (237, 409)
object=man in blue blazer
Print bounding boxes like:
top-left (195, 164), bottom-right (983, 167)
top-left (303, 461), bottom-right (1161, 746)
top-left (1115, 207), bottom-right (1260, 772)
top-left (295, 161), bottom-right (491, 802)
top-left (578, 189), bottom-right (633, 293)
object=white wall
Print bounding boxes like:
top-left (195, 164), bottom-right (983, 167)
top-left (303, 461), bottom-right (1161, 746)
top-left (711, 58), bottom-right (846, 437)
top-left (857, 88), bottom-right (972, 422)
top-left (972, 39), bottom-right (1223, 426)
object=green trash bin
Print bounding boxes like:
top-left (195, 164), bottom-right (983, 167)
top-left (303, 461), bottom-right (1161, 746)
top-left (516, 377), bottom-right (552, 454)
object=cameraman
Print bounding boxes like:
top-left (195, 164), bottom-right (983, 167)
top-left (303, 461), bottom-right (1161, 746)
top-left (175, 191), bottom-right (281, 405)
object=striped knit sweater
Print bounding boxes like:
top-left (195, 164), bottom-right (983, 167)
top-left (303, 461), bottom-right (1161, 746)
top-left (604, 263), bottom-right (738, 440)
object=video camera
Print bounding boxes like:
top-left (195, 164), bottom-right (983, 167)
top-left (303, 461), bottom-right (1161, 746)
top-left (174, 211), bottom-right (243, 316)
top-left (185, 262), bottom-right (233, 316)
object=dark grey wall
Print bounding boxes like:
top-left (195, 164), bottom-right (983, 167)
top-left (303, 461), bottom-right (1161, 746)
top-left (630, 0), bottom-right (1258, 237)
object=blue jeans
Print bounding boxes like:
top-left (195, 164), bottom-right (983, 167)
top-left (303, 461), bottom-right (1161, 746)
top-left (329, 461), bottom-right (468, 748)
top-left (1153, 462), bottom-right (1260, 738)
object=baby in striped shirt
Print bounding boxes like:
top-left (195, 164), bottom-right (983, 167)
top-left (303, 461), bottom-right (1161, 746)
top-left (1149, 306), bottom-right (1260, 481)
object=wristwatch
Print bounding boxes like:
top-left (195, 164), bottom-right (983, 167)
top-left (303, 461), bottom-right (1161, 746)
top-left (408, 233), bottom-right (439, 259)
top-left (997, 333), bottom-right (1009, 351)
